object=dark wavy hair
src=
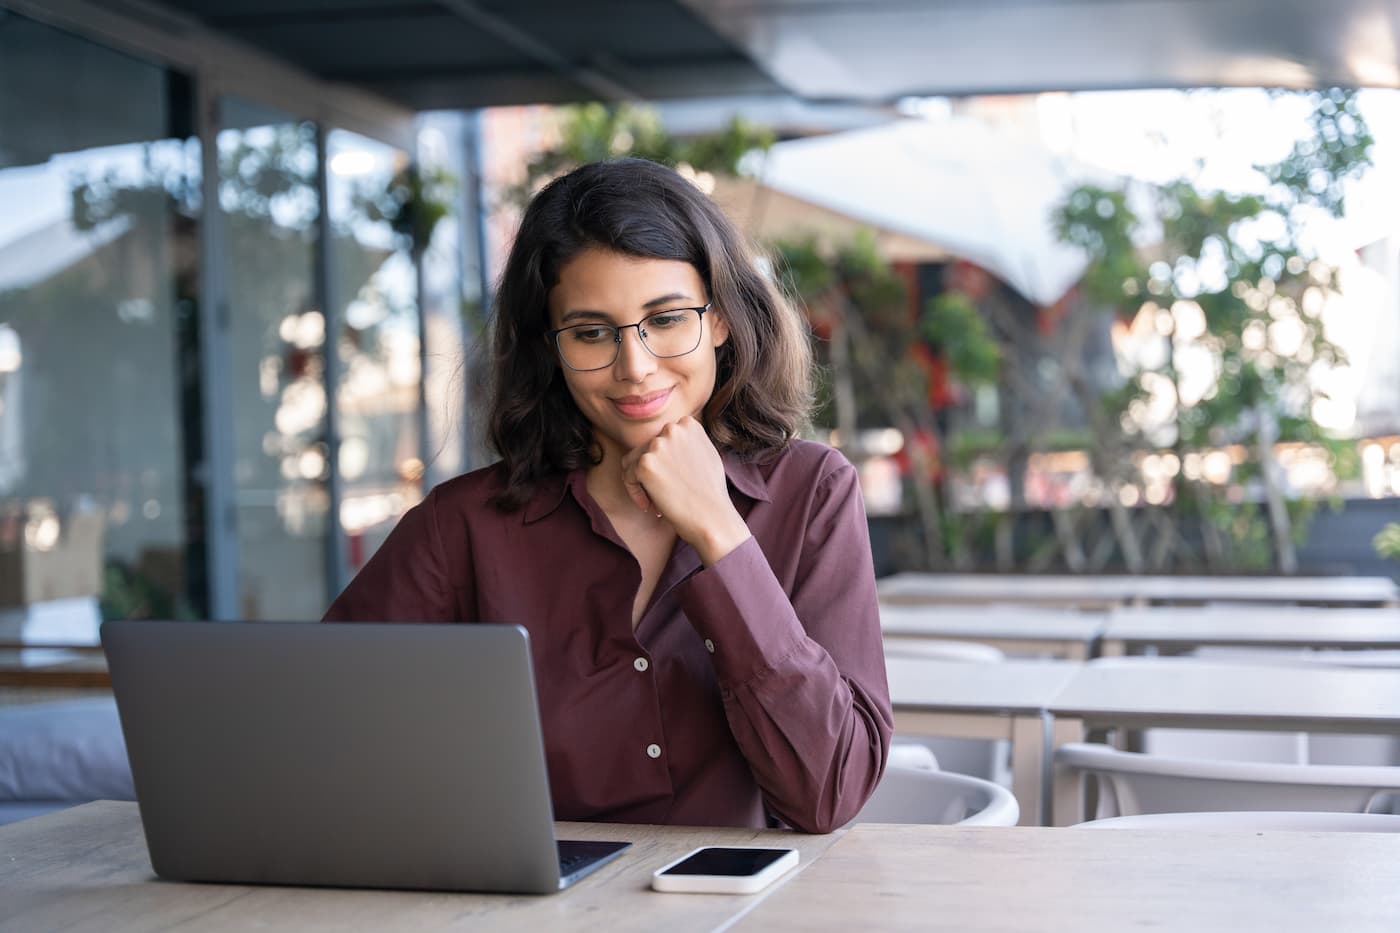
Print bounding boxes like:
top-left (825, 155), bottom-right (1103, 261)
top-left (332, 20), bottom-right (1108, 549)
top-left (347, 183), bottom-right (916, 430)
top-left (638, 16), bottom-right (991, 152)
top-left (486, 157), bottom-right (814, 511)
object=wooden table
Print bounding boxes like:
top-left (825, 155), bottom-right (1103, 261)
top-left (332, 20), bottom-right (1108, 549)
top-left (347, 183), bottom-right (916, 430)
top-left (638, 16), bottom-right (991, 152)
top-left (16, 805), bottom-right (1399, 933)
top-left (885, 656), bottom-right (1082, 826)
top-left (0, 646), bottom-right (110, 689)
top-left (1100, 606), bottom-right (1400, 656)
top-left (0, 802), bottom-right (839, 933)
top-left (733, 822), bottom-right (1400, 932)
top-left (881, 604), bottom-right (1105, 660)
top-left (1047, 659), bottom-right (1400, 824)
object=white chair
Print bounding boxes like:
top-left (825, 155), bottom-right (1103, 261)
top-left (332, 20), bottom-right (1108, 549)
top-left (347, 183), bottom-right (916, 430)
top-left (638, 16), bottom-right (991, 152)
top-left (887, 741), bottom-right (941, 771)
top-left (1075, 810), bottom-right (1400, 832)
top-left (1056, 742), bottom-right (1400, 820)
top-left (852, 764), bottom-right (1020, 827)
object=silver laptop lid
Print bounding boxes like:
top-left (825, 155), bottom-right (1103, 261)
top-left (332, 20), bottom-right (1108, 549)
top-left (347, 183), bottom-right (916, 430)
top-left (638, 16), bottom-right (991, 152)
top-left (102, 620), bottom-right (576, 894)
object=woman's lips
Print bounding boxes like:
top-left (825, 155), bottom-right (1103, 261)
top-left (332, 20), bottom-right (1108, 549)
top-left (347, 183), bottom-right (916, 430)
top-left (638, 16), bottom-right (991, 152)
top-left (610, 388), bottom-right (673, 419)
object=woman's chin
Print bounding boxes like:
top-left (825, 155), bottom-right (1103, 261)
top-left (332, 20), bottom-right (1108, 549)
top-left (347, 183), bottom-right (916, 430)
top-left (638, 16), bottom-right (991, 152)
top-left (593, 423), bottom-right (663, 462)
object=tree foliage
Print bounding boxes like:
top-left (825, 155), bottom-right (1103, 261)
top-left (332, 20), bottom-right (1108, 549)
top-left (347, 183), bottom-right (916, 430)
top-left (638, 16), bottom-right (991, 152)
top-left (1045, 88), bottom-right (1375, 570)
top-left (508, 103), bottom-right (775, 205)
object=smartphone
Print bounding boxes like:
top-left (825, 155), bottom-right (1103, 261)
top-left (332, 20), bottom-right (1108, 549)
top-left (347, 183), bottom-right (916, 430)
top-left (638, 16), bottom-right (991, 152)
top-left (650, 845), bottom-right (799, 894)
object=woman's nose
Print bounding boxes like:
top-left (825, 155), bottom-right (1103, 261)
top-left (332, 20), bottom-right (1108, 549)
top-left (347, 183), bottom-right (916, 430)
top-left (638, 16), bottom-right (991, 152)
top-left (612, 325), bottom-right (657, 381)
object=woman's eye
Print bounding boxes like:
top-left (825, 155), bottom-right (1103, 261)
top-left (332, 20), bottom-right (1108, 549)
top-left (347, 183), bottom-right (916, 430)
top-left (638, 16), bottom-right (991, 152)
top-left (647, 312), bottom-right (687, 329)
top-left (569, 327), bottom-right (612, 343)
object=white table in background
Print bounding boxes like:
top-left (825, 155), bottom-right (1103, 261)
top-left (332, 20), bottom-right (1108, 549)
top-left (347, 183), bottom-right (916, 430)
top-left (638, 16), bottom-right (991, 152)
top-left (885, 656), bottom-right (1082, 826)
top-left (877, 573), bottom-right (1133, 610)
top-left (1047, 659), bottom-right (1400, 825)
top-left (1132, 575), bottom-right (1400, 607)
top-left (876, 572), bottom-right (1400, 609)
top-left (1099, 606), bottom-right (1400, 657)
top-left (881, 604), bottom-right (1106, 660)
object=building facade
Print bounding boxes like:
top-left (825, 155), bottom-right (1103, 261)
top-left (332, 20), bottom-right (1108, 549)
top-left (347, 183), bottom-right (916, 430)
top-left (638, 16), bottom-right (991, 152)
top-left (0, 2), bottom-right (485, 622)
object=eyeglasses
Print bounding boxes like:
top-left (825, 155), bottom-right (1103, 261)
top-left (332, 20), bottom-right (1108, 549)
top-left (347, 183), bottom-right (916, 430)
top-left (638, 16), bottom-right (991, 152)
top-left (547, 304), bottom-right (712, 372)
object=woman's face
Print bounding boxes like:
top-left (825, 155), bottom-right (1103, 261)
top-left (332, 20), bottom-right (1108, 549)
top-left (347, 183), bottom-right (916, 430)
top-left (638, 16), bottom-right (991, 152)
top-left (547, 247), bottom-right (729, 464)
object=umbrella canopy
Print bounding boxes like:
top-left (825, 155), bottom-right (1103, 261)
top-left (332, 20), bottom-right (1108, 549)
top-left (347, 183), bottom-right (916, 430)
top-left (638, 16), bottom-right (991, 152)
top-left (750, 117), bottom-right (1115, 306)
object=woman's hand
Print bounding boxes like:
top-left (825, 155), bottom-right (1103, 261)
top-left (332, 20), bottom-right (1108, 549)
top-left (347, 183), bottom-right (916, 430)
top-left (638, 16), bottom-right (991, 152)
top-left (619, 417), bottom-right (752, 564)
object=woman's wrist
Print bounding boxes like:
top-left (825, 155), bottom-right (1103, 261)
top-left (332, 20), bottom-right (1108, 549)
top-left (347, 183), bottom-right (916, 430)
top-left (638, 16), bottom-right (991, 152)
top-left (689, 509), bottom-right (753, 566)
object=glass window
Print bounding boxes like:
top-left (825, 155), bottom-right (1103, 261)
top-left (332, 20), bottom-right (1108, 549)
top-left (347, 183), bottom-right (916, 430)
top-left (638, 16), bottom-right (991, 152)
top-left (326, 129), bottom-right (423, 575)
top-left (0, 12), bottom-right (200, 630)
top-left (416, 115), bottom-right (473, 488)
top-left (217, 99), bottom-right (329, 620)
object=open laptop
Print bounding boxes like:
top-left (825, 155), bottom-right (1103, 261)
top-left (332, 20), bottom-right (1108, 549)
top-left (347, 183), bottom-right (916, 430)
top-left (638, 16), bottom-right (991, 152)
top-left (100, 620), bottom-right (630, 894)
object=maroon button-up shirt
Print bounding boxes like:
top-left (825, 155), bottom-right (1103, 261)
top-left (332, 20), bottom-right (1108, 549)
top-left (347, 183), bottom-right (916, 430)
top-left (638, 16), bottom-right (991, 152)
top-left (324, 439), bottom-right (891, 833)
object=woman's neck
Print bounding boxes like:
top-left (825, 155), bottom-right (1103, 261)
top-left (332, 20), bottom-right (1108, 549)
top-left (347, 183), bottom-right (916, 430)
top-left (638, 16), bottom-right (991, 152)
top-left (585, 444), bottom-right (632, 513)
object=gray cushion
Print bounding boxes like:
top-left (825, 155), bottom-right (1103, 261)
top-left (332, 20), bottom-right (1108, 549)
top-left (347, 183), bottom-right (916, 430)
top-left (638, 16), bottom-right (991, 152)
top-left (0, 698), bottom-right (135, 801)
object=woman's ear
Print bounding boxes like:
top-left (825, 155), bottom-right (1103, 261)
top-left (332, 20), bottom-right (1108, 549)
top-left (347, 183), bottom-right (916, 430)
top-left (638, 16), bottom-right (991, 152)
top-left (709, 309), bottom-right (730, 348)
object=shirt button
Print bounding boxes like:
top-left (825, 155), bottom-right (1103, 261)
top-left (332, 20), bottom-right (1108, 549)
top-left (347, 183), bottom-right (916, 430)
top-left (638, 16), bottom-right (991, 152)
top-left (704, 638), bottom-right (715, 654)
top-left (633, 657), bottom-right (649, 672)
top-left (646, 743), bottom-right (662, 759)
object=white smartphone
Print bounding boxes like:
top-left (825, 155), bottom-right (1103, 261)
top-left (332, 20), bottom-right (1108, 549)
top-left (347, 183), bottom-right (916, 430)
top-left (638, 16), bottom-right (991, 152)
top-left (650, 845), bottom-right (799, 894)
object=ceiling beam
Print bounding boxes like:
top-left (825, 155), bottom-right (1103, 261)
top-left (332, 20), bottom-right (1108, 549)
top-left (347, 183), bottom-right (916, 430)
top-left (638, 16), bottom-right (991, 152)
top-left (433, 0), bottom-right (642, 101)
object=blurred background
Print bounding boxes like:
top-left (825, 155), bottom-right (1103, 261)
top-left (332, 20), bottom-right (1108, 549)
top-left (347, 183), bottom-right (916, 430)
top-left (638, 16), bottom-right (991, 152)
top-left (2, 0), bottom-right (1400, 629)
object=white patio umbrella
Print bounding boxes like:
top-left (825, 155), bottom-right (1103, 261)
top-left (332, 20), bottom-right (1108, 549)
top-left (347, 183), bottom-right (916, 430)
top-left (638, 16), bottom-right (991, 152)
top-left (749, 116), bottom-right (1114, 306)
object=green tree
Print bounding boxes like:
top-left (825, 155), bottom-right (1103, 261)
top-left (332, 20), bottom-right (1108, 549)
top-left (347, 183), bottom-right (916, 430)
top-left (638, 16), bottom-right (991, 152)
top-left (508, 103), bottom-right (774, 205)
top-left (1048, 88), bottom-right (1373, 572)
top-left (773, 234), bottom-right (1001, 569)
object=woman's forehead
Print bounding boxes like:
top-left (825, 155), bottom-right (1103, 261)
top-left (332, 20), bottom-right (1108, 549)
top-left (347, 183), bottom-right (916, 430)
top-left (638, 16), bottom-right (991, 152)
top-left (548, 248), bottom-right (705, 319)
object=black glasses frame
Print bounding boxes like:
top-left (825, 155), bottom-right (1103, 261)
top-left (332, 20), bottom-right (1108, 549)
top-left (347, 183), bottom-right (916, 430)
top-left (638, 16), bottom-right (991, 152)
top-left (546, 303), bottom-right (713, 372)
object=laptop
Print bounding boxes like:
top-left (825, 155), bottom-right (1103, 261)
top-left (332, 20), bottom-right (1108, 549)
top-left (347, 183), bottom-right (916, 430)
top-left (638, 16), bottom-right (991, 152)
top-left (100, 620), bottom-right (630, 894)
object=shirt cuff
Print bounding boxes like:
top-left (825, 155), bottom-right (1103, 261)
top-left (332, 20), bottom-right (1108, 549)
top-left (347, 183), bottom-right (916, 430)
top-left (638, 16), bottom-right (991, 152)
top-left (676, 536), bottom-right (809, 688)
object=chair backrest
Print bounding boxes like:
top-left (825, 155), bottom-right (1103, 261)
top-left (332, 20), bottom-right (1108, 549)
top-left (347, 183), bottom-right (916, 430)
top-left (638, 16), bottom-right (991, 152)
top-left (853, 764), bottom-right (1020, 827)
top-left (1075, 810), bottom-right (1400, 832)
top-left (888, 742), bottom-right (940, 772)
top-left (1056, 742), bottom-right (1400, 818)
top-left (882, 637), bottom-right (1005, 663)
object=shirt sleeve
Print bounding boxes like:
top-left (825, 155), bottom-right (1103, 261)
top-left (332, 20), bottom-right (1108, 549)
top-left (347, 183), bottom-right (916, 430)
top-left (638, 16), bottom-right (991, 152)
top-left (675, 460), bottom-right (892, 833)
top-left (322, 487), bottom-right (459, 623)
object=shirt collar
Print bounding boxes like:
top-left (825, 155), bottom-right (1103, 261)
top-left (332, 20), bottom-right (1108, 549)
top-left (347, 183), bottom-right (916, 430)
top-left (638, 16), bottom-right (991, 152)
top-left (521, 472), bottom-right (571, 524)
top-left (721, 451), bottom-right (771, 504)
top-left (520, 449), bottom-right (771, 525)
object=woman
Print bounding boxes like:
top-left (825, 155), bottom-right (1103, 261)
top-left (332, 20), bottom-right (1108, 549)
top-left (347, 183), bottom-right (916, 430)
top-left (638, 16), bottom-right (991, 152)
top-left (325, 158), bottom-right (891, 834)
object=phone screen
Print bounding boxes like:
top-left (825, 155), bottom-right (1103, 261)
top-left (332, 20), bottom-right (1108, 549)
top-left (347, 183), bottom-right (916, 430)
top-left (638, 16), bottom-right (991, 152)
top-left (658, 847), bottom-right (792, 877)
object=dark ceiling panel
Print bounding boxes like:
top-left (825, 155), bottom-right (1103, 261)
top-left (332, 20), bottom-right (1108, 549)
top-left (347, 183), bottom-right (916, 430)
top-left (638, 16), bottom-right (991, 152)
top-left (494, 0), bottom-right (742, 60)
top-left (159, 0), bottom-right (437, 21)
top-left (149, 0), bottom-right (785, 108)
top-left (221, 19), bottom-right (521, 74)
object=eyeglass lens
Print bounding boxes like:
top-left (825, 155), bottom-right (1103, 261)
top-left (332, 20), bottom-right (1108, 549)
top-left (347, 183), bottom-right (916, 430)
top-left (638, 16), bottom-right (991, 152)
top-left (555, 308), bottom-right (704, 371)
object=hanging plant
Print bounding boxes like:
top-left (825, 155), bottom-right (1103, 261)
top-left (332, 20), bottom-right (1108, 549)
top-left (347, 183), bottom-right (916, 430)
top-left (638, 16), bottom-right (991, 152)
top-left (358, 165), bottom-right (456, 253)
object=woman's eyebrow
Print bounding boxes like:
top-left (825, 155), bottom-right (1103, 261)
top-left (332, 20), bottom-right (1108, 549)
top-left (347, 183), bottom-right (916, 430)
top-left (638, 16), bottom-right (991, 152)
top-left (558, 293), bottom-right (699, 324)
top-left (641, 292), bottom-right (698, 309)
top-left (558, 309), bottom-right (613, 324)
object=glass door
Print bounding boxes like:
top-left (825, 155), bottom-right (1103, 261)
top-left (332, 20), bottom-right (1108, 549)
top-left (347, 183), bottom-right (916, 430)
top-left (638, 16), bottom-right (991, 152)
top-left (216, 98), bottom-right (328, 620)
top-left (325, 129), bottom-right (423, 576)
top-left (0, 13), bottom-right (200, 631)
